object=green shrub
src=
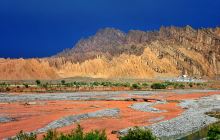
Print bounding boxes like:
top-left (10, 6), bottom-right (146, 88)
top-left (0, 82), bottom-right (10, 87)
top-left (65, 83), bottom-right (72, 87)
top-left (151, 83), bottom-right (167, 89)
top-left (68, 124), bottom-right (84, 139)
top-left (164, 81), bottom-right (175, 86)
top-left (91, 82), bottom-right (100, 86)
top-left (173, 83), bottom-right (185, 89)
top-left (23, 84), bottom-right (29, 88)
top-left (101, 82), bottom-right (112, 87)
top-left (113, 83), bottom-right (122, 87)
top-left (132, 83), bottom-right (141, 89)
top-left (3, 82), bottom-right (10, 87)
top-left (0, 82), bottom-right (5, 86)
top-left (207, 124), bottom-right (220, 140)
top-left (173, 83), bottom-right (179, 89)
top-left (48, 124), bottom-right (107, 140)
top-left (178, 84), bottom-right (185, 89)
top-left (84, 130), bottom-right (107, 140)
top-left (61, 80), bottom-right (66, 85)
top-left (43, 129), bottom-right (59, 140)
top-left (42, 83), bottom-right (49, 89)
top-left (13, 130), bottom-right (37, 140)
top-left (14, 125), bottom-right (107, 140)
top-left (188, 83), bottom-right (193, 88)
top-left (79, 82), bottom-right (87, 86)
top-left (70, 81), bottom-right (88, 87)
top-left (142, 83), bottom-right (148, 87)
top-left (121, 82), bottom-right (130, 87)
top-left (35, 80), bottom-right (41, 86)
top-left (119, 127), bottom-right (157, 140)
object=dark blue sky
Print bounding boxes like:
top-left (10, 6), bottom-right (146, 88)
top-left (0, 0), bottom-right (220, 58)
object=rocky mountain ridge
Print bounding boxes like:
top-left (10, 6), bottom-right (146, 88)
top-left (0, 26), bottom-right (219, 80)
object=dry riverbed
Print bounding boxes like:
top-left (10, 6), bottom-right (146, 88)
top-left (0, 89), bottom-right (220, 140)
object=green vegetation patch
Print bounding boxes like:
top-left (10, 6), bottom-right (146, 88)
top-left (12, 125), bottom-right (107, 140)
top-left (119, 127), bottom-right (157, 140)
top-left (207, 124), bottom-right (220, 140)
top-left (131, 83), bottom-right (141, 89)
top-left (151, 83), bottom-right (167, 89)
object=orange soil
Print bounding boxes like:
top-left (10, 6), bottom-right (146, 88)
top-left (148, 92), bottom-right (219, 100)
top-left (0, 91), bottom-right (219, 140)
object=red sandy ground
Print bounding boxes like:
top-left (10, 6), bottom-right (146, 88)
top-left (0, 91), bottom-right (219, 140)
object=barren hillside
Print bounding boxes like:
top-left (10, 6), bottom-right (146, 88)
top-left (0, 26), bottom-right (219, 80)
top-left (0, 59), bottom-right (59, 80)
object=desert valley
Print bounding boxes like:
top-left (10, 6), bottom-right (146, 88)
top-left (1, 26), bottom-right (220, 80)
top-left (0, 25), bottom-right (220, 140)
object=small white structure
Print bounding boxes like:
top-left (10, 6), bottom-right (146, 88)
top-left (167, 74), bottom-right (206, 83)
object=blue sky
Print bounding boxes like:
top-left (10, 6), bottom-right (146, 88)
top-left (0, 0), bottom-right (220, 58)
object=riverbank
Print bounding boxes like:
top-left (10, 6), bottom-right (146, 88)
top-left (1, 79), bottom-right (219, 93)
top-left (118, 95), bottom-right (220, 140)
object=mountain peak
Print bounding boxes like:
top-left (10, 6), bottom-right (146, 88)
top-left (1, 26), bottom-right (220, 80)
top-left (95, 27), bottom-right (126, 39)
top-left (55, 26), bottom-right (220, 78)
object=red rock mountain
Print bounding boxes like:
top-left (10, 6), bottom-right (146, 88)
top-left (1, 26), bottom-right (220, 80)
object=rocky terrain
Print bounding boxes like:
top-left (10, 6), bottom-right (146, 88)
top-left (129, 101), bottom-right (167, 113)
top-left (0, 26), bottom-right (220, 80)
top-left (0, 89), bottom-right (217, 102)
top-left (1, 90), bottom-right (220, 139)
top-left (119, 95), bottom-right (220, 139)
top-left (36, 108), bottom-right (120, 134)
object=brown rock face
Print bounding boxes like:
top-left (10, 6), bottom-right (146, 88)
top-left (0, 26), bottom-right (220, 80)
top-left (0, 59), bottom-right (59, 80)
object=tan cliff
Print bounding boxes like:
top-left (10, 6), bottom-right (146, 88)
top-left (55, 48), bottom-right (179, 79)
top-left (0, 26), bottom-right (219, 80)
top-left (0, 58), bottom-right (59, 80)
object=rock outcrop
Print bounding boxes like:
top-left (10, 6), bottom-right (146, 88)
top-left (0, 58), bottom-right (59, 80)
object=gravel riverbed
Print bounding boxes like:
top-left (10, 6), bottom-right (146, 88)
top-left (129, 101), bottom-right (167, 113)
top-left (119, 95), bottom-right (220, 140)
top-left (0, 89), bottom-right (218, 103)
top-left (36, 108), bottom-right (120, 133)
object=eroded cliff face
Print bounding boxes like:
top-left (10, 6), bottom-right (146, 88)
top-left (0, 26), bottom-right (219, 80)
top-left (55, 48), bottom-right (179, 79)
top-left (0, 59), bottom-right (59, 80)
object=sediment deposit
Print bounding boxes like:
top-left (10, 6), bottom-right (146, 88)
top-left (0, 90), bottom-right (220, 140)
